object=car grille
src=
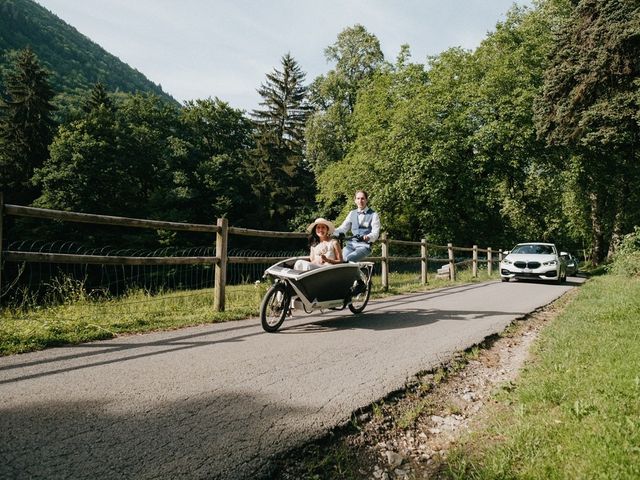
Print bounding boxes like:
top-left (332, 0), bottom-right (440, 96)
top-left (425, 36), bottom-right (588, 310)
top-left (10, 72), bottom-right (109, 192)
top-left (514, 261), bottom-right (541, 269)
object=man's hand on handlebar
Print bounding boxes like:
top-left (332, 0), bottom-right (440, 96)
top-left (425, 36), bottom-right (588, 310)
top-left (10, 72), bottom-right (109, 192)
top-left (333, 232), bottom-right (371, 244)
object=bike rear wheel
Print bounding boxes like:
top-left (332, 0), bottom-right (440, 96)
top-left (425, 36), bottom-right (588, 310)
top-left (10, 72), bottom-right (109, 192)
top-left (349, 280), bottom-right (371, 314)
top-left (260, 283), bottom-right (290, 332)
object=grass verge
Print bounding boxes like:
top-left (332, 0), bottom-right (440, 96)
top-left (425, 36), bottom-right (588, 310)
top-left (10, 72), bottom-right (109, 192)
top-left (443, 274), bottom-right (640, 479)
top-left (0, 267), bottom-right (497, 355)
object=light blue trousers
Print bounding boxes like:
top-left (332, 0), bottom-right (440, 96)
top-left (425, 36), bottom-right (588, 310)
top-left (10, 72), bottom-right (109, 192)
top-left (343, 244), bottom-right (371, 262)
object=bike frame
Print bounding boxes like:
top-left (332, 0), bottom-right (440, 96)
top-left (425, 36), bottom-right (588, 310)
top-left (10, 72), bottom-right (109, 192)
top-left (263, 257), bottom-right (374, 314)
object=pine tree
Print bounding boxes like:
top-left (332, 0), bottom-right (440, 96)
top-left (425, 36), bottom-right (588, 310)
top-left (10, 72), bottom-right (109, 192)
top-left (251, 53), bottom-right (313, 228)
top-left (82, 82), bottom-right (114, 113)
top-left (0, 47), bottom-right (56, 205)
top-left (252, 53), bottom-right (310, 153)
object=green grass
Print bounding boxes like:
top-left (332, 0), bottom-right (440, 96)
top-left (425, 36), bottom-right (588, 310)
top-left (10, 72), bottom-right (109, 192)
top-left (0, 283), bottom-right (267, 355)
top-left (0, 266), bottom-right (496, 356)
top-left (444, 274), bottom-right (640, 479)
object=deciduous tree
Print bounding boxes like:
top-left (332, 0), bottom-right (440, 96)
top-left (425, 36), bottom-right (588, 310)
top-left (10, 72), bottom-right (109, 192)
top-left (535, 0), bottom-right (640, 263)
top-left (306, 25), bottom-right (385, 174)
top-left (174, 97), bottom-right (257, 226)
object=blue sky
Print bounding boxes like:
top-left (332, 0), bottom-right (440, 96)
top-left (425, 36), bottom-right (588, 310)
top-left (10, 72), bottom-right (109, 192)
top-left (35, 0), bottom-right (532, 112)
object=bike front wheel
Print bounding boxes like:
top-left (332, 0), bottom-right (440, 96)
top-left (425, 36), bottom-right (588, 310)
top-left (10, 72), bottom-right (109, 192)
top-left (260, 283), bottom-right (290, 332)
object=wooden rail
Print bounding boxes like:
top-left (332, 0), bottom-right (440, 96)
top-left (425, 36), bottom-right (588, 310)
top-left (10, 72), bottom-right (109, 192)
top-left (228, 226), bottom-right (306, 239)
top-left (4, 251), bottom-right (219, 266)
top-left (0, 198), bottom-right (503, 310)
top-left (4, 204), bottom-right (219, 233)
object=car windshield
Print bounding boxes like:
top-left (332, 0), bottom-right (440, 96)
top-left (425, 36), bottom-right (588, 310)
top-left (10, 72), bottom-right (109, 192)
top-left (511, 244), bottom-right (553, 255)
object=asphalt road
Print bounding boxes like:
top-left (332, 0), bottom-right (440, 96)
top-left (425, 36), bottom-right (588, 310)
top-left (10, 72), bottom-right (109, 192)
top-left (0, 278), bottom-right (582, 479)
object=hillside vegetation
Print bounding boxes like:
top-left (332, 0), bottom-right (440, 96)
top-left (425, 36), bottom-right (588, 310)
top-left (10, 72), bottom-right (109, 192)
top-left (0, 0), bottom-right (174, 103)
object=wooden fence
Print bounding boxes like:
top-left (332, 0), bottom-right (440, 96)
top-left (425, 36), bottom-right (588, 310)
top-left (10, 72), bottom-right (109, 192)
top-left (0, 194), bottom-right (502, 311)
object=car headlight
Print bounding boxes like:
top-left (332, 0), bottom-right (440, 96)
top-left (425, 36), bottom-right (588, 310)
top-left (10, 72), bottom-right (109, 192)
top-left (501, 259), bottom-right (513, 265)
top-left (543, 260), bottom-right (557, 266)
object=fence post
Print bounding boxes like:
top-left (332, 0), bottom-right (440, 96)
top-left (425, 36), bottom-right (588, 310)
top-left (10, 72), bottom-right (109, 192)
top-left (498, 249), bottom-right (503, 262)
top-left (487, 247), bottom-right (493, 276)
top-left (420, 239), bottom-right (428, 285)
top-left (472, 245), bottom-right (478, 278)
top-left (381, 232), bottom-right (389, 291)
top-left (0, 192), bottom-right (3, 307)
top-left (447, 242), bottom-right (456, 281)
top-left (214, 217), bottom-right (228, 311)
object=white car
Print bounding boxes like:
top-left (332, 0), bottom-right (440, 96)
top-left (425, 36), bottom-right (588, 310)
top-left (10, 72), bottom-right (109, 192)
top-left (500, 242), bottom-right (567, 283)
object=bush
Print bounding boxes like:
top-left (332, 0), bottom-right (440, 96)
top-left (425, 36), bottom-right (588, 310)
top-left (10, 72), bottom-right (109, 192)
top-left (608, 226), bottom-right (640, 276)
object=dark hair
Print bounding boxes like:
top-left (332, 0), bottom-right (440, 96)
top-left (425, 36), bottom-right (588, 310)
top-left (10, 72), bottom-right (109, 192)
top-left (355, 190), bottom-right (368, 199)
top-left (308, 226), bottom-right (320, 247)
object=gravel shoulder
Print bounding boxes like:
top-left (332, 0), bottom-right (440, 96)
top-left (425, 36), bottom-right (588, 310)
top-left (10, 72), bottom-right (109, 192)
top-left (270, 288), bottom-right (577, 479)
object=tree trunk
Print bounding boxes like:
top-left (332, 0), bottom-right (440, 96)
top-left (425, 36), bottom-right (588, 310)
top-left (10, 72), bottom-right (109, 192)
top-left (607, 166), bottom-right (631, 261)
top-left (607, 207), bottom-right (625, 261)
top-left (589, 191), bottom-right (606, 265)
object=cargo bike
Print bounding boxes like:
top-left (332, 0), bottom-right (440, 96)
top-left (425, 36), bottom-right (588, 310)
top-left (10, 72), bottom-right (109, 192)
top-left (259, 257), bottom-right (374, 332)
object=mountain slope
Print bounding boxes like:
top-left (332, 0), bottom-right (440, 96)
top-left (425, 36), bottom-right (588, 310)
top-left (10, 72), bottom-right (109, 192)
top-left (0, 0), bottom-right (177, 103)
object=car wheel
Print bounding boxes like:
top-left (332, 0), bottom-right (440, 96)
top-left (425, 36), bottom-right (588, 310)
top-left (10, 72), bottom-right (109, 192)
top-left (501, 277), bottom-right (509, 282)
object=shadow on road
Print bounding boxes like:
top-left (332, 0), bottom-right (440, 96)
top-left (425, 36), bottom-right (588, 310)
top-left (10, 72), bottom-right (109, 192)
top-left (279, 307), bottom-right (527, 334)
top-left (0, 324), bottom-right (265, 384)
top-left (0, 390), bottom-right (310, 479)
top-left (0, 279), bottom-right (583, 479)
top-left (510, 279), bottom-right (584, 287)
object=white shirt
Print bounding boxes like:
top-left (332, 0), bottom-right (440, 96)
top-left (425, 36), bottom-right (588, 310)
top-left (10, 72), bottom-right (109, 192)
top-left (335, 209), bottom-right (381, 243)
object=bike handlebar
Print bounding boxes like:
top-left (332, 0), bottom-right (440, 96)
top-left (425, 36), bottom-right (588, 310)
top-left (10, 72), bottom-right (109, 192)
top-left (333, 233), bottom-right (370, 243)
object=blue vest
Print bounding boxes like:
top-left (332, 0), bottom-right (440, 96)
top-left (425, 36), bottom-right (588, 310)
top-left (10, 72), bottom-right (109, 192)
top-left (350, 208), bottom-right (374, 241)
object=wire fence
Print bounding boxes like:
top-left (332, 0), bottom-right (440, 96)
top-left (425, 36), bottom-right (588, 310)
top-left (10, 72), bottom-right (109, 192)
top-left (384, 241), bottom-right (495, 274)
top-left (0, 240), bottom-right (306, 306)
top-left (0, 201), bottom-right (504, 316)
top-left (0, 238), bottom-right (501, 307)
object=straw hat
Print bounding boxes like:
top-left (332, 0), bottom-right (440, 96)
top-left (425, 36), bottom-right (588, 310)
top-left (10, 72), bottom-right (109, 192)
top-left (306, 217), bottom-right (335, 235)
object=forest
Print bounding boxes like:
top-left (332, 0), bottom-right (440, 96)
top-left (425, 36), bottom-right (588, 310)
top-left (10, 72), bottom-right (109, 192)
top-left (1, 0), bottom-right (639, 265)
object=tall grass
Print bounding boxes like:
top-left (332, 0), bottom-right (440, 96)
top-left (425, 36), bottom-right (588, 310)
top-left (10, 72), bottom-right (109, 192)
top-left (444, 274), bottom-right (640, 479)
top-left (607, 226), bottom-right (640, 277)
top-left (0, 282), bottom-right (267, 355)
top-left (0, 265), bottom-right (497, 356)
